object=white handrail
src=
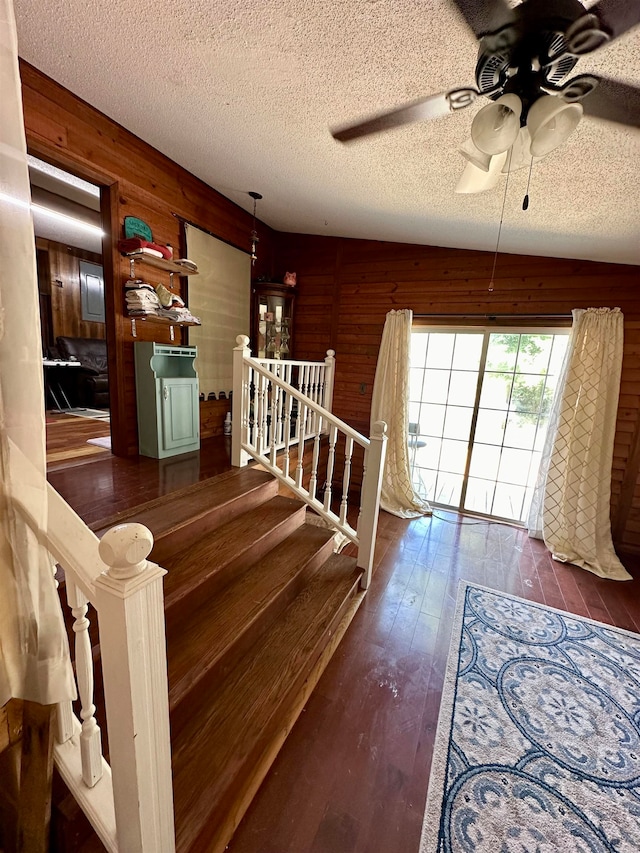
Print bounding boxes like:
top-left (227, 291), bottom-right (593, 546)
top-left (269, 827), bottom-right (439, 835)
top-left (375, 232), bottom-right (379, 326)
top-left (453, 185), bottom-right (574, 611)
top-left (249, 358), bottom-right (370, 448)
top-left (232, 336), bottom-right (386, 588)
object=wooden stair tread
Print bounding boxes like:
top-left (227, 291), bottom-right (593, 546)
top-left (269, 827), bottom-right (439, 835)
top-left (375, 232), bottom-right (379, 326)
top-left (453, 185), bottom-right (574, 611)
top-left (162, 495), bottom-right (307, 610)
top-left (171, 553), bottom-right (361, 852)
top-left (90, 466), bottom-right (276, 541)
top-left (167, 523), bottom-right (336, 710)
top-left (54, 463), bottom-right (367, 853)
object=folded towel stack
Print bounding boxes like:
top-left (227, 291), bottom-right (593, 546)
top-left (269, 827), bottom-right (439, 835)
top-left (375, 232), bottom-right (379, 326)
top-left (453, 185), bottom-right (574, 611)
top-left (125, 287), bottom-right (201, 325)
top-left (155, 283), bottom-right (186, 308)
top-left (126, 288), bottom-right (162, 317)
top-left (160, 307), bottom-right (201, 325)
top-left (174, 258), bottom-right (198, 272)
top-left (118, 237), bottom-right (173, 260)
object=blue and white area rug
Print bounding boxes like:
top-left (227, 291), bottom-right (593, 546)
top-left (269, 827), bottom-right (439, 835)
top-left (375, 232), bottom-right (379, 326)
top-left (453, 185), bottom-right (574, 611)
top-left (420, 583), bottom-right (640, 853)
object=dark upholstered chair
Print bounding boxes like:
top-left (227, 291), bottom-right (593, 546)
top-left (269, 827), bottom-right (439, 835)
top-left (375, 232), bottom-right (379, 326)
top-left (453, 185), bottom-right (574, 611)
top-left (56, 336), bottom-right (109, 409)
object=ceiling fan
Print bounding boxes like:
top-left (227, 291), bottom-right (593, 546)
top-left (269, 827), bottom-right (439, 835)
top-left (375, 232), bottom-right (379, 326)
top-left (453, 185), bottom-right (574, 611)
top-left (331, 0), bottom-right (640, 192)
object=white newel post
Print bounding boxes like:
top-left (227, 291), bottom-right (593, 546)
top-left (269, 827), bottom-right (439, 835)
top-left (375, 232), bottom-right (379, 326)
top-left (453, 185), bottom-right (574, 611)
top-left (232, 335), bottom-right (251, 468)
top-left (94, 523), bottom-right (175, 853)
top-left (323, 349), bottom-right (336, 414)
top-left (356, 420), bottom-right (387, 591)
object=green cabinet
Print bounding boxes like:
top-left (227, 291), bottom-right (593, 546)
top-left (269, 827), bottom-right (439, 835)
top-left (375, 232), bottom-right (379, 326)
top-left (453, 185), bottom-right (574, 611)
top-left (134, 342), bottom-right (200, 458)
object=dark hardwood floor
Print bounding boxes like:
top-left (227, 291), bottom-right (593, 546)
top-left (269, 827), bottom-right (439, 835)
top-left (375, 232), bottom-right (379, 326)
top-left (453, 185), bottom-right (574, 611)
top-left (47, 435), bottom-right (234, 527)
top-left (46, 442), bottom-right (640, 852)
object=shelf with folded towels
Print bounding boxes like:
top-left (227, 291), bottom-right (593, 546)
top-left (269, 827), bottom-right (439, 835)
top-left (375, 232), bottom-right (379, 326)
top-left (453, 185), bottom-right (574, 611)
top-left (128, 314), bottom-right (201, 342)
top-left (124, 252), bottom-right (200, 341)
top-left (123, 250), bottom-right (199, 277)
top-left (128, 314), bottom-right (201, 326)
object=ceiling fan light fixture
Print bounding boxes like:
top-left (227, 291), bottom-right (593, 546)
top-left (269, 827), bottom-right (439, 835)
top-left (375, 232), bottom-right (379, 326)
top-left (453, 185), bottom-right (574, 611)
top-left (502, 127), bottom-right (533, 173)
top-left (527, 96), bottom-right (583, 157)
top-left (456, 151), bottom-right (507, 194)
top-left (458, 137), bottom-right (493, 172)
top-left (471, 94), bottom-right (522, 155)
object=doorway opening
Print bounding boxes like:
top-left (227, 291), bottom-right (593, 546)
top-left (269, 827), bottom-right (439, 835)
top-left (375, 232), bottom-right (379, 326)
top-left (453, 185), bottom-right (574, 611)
top-left (29, 155), bottom-right (112, 466)
top-left (409, 326), bottom-right (570, 523)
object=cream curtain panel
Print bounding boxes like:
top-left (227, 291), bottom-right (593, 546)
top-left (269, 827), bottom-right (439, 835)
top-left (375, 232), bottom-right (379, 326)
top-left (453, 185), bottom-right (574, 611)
top-left (528, 307), bottom-right (630, 581)
top-left (185, 223), bottom-right (251, 399)
top-left (0, 0), bottom-right (76, 705)
top-left (370, 309), bottom-right (431, 518)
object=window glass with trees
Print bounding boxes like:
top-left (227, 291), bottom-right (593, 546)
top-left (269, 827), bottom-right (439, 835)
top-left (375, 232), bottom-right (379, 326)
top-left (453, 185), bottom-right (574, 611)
top-left (409, 327), bottom-right (569, 522)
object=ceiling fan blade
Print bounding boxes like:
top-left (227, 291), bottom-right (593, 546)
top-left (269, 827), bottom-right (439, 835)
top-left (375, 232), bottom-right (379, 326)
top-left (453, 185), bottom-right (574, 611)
top-left (590, 0), bottom-right (640, 43)
top-left (448, 0), bottom-right (515, 38)
top-left (331, 89), bottom-right (478, 143)
top-left (580, 77), bottom-right (640, 127)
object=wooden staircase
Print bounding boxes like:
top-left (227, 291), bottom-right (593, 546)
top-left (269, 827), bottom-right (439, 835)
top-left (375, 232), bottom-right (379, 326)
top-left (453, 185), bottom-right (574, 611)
top-left (86, 465), bottom-right (364, 852)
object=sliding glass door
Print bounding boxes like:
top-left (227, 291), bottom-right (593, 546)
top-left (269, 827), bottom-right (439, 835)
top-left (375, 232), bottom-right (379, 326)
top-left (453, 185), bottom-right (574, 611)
top-left (409, 327), bottom-right (569, 523)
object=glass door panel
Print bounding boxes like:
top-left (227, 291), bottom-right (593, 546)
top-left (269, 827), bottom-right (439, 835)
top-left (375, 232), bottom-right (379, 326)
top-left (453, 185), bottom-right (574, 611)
top-left (409, 329), bottom-right (483, 510)
top-left (410, 327), bottom-right (569, 523)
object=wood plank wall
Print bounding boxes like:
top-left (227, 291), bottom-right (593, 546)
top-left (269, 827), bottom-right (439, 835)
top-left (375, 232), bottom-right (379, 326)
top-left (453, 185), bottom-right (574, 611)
top-left (36, 238), bottom-right (105, 342)
top-left (276, 233), bottom-right (640, 555)
top-left (20, 61), bottom-right (276, 456)
top-left (19, 62), bottom-right (640, 553)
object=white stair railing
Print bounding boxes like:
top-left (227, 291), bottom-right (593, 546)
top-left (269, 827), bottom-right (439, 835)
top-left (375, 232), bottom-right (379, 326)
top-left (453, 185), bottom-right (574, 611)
top-left (254, 349), bottom-right (335, 416)
top-left (8, 438), bottom-right (175, 852)
top-left (232, 336), bottom-right (386, 588)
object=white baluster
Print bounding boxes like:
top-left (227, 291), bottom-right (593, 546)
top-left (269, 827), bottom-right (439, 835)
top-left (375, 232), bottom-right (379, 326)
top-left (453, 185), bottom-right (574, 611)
top-left (296, 401), bottom-right (308, 488)
top-left (255, 370), bottom-right (266, 455)
top-left (309, 415), bottom-right (323, 502)
top-left (250, 367), bottom-right (258, 452)
top-left (270, 379), bottom-right (279, 465)
top-left (232, 335), bottom-right (251, 467)
top-left (278, 378), bottom-right (287, 446)
top-left (317, 364), bottom-right (326, 409)
top-left (340, 436), bottom-right (354, 526)
top-left (95, 523), bottom-right (175, 852)
top-left (248, 365), bottom-right (257, 448)
top-left (306, 368), bottom-right (316, 435)
top-left (356, 421), bottom-right (388, 590)
top-left (283, 392), bottom-right (293, 480)
top-left (310, 369), bottom-right (319, 431)
top-left (51, 561), bottom-right (75, 744)
top-left (262, 373), bottom-right (270, 455)
top-left (273, 379), bottom-right (281, 448)
top-left (323, 425), bottom-right (338, 513)
top-left (301, 364), bottom-right (309, 398)
top-left (66, 579), bottom-right (103, 788)
top-left (55, 699), bottom-right (75, 744)
top-left (309, 365), bottom-right (316, 408)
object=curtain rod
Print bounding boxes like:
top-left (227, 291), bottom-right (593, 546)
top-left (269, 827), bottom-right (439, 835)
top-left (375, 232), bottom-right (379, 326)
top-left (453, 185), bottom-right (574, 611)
top-left (413, 313), bottom-right (571, 320)
top-left (172, 212), bottom-right (249, 256)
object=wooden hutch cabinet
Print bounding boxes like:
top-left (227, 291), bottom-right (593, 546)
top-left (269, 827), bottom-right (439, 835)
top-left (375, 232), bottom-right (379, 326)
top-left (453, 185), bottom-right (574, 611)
top-left (251, 281), bottom-right (296, 359)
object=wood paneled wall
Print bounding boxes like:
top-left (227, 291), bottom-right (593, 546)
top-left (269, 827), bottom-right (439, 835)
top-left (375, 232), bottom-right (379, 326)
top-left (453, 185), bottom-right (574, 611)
top-left (277, 233), bottom-right (640, 554)
top-left (36, 237), bottom-right (105, 343)
top-left (20, 62), bottom-right (640, 554)
top-left (21, 61), bottom-right (275, 456)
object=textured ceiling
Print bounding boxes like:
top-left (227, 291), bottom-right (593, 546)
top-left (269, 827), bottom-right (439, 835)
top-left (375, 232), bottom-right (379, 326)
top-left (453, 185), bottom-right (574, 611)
top-left (13, 0), bottom-right (640, 265)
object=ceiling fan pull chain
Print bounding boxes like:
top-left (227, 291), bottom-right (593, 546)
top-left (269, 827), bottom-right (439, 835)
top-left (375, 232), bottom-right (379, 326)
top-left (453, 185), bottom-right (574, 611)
top-left (489, 147), bottom-right (513, 293)
top-left (523, 156), bottom-right (534, 211)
